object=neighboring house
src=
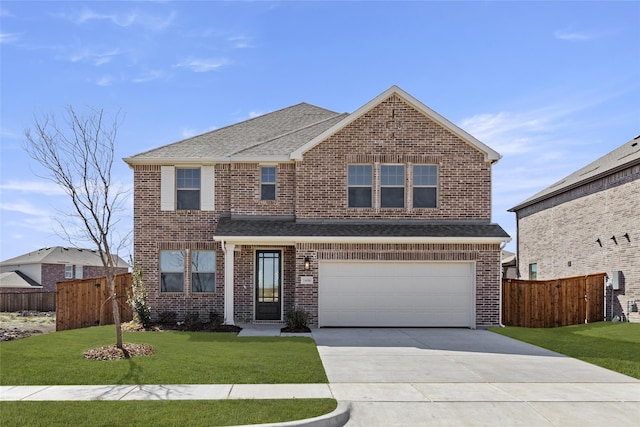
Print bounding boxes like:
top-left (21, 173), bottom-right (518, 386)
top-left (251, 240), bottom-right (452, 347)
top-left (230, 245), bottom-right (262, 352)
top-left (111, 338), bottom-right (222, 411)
top-left (124, 86), bottom-right (510, 328)
top-left (509, 136), bottom-right (640, 322)
top-left (0, 246), bottom-right (129, 293)
top-left (0, 271), bottom-right (43, 292)
top-left (501, 250), bottom-right (517, 279)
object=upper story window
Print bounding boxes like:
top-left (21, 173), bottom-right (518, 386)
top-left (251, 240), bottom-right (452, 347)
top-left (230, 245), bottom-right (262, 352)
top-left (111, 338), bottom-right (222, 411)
top-left (64, 265), bottom-right (73, 279)
top-left (176, 168), bottom-right (201, 210)
top-left (260, 167), bottom-right (276, 201)
top-left (380, 165), bottom-right (405, 208)
top-left (160, 251), bottom-right (185, 292)
top-left (529, 263), bottom-right (538, 280)
top-left (413, 165), bottom-right (438, 208)
top-left (348, 165), bottom-right (372, 208)
top-left (75, 265), bottom-right (83, 279)
top-left (191, 251), bottom-right (216, 293)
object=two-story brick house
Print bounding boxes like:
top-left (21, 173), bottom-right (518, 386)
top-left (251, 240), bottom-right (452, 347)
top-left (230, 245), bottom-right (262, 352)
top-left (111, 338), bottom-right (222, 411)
top-left (125, 86), bottom-right (510, 328)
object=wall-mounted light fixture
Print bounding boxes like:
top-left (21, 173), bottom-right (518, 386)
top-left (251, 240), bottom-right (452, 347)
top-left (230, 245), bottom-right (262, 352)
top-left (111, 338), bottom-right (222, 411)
top-left (611, 235), bottom-right (618, 245)
top-left (304, 256), bottom-right (311, 270)
top-left (596, 238), bottom-right (602, 247)
top-left (623, 232), bottom-right (631, 242)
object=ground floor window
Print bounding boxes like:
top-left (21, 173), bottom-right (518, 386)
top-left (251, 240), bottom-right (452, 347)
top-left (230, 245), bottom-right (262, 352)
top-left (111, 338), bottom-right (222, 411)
top-left (160, 251), bottom-right (185, 292)
top-left (529, 263), bottom-right (537, 280)
top-left (191, 250), bottom-right (216, 293)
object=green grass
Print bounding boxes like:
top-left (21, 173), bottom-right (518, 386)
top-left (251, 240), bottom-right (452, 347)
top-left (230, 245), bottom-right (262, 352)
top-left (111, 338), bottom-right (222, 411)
top-left (490, 322), bottom-right (640, 379)
top-left (0, 325), bottom-right (327, 385)
top-left (0, 399), bottom-right (338, 427)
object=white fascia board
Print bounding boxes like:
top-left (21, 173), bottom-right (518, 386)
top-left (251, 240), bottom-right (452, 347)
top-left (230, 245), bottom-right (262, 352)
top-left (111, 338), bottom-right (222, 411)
top-left (290, 85), bottom-right (502, 164)
top-left (123, 156), bottom-right (292, 167)
top-left (213, 235), bottom-right (511, 245)
top-left (229, 155), bottom-right (292, 163)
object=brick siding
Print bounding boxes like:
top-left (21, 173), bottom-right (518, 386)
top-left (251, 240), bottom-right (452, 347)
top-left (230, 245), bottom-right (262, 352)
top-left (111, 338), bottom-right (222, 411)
top-left (516, 164), bottom-right (640, 322)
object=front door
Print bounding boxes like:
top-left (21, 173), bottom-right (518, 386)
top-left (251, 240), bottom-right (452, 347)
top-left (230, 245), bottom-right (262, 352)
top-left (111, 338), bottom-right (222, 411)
top-left (255, 250), bottom-right (282, 321)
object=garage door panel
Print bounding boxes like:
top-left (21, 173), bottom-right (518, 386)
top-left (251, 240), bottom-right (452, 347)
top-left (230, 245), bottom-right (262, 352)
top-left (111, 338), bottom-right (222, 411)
top-left (319, 262), bottom-right (474, 327)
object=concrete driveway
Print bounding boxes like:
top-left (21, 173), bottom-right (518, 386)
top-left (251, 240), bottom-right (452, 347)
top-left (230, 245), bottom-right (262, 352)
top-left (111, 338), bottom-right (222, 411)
top-left (312, 328), bottom-right (640, 426)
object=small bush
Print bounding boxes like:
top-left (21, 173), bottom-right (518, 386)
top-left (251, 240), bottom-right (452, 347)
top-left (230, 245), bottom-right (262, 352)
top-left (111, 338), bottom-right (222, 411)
top-left (209, 310), bottom-right (222, 328)
top-left (159, 311), bottom-right (177, 325)
top-left (285, 308), bottom-right (309, 330)
top-left (183, 312), bottom-right (201, 329)
top-left (128, 261), bottom-right (151, 327)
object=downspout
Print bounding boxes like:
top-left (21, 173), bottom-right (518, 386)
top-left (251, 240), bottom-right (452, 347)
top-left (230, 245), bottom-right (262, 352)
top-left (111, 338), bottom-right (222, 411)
top-left (499, 241), bottom-right (508, 327)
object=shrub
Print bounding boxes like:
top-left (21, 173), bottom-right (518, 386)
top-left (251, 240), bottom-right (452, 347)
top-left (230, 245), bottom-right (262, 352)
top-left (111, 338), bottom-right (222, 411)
top-left (285, 308), bottom-right (309, 330)
top-left (209, 310), bottom-right (222, 328)
top-left (127, 260), bottom-right (151, 327)
top-left (159, 311), bottom-right (177, 325)
top-left (183, 312), bottom-right (201, 329)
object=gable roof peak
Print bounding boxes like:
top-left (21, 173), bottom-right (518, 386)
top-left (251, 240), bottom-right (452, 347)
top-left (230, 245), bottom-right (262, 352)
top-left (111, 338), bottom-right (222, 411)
top-left (291, 85), bottom-right (501, 163)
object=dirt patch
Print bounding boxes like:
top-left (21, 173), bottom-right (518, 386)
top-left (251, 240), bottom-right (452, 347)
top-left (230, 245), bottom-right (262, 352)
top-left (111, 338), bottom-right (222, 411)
top-left (83, 342), bottom-right (155, 360)
top-left (0, 311), bottom-right (56, 342)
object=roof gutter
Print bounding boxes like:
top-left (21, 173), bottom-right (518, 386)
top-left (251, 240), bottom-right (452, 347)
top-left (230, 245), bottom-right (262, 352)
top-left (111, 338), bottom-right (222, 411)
top-left (212, 235), bottom-right (511, 245)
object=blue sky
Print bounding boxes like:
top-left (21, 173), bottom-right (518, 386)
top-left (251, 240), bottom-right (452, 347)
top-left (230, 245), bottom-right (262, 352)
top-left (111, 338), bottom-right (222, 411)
top-left (1, 1), bottom-right (639, 261)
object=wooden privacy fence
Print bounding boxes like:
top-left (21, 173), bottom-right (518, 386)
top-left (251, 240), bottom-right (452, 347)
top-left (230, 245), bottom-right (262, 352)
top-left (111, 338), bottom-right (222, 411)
top-left (0, 292), bottom-right (56, 312)
top-left (502, 273), bottom-right (605, 328)
top-left (56, 273), bottom-right (133, 331)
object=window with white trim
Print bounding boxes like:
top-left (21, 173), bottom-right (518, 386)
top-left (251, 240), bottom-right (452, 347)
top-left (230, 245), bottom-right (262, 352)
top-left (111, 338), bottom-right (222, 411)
top-left (380, 164), bottom-right (405, 208)
top-left (413, 165), bottom-right (438, 208)
top-left (160, 251), bottom-right (185, 292)
top-left (260, 167), bottom-right (276, 201)
top-left (529, 263), bottom-right (537, 280)
top-left (348, 165), bottom-right (372, 208)
top-left (176, 168), bottom-right (201, 210)
top-left (75, 265), bottom-right (83, 279)
top-left (64, 265), bottom-right (73, 279)
top-left (191, 251), bottom-right (216, 293)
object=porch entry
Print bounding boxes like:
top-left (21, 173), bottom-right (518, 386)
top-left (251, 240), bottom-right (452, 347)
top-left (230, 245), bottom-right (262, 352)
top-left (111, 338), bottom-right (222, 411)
top-left (255, 250), bottom-right (282, 321)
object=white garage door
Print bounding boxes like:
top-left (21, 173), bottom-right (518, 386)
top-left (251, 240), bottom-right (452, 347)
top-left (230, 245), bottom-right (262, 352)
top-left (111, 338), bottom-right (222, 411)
top-left (318, 261), bottom-right (475, 328)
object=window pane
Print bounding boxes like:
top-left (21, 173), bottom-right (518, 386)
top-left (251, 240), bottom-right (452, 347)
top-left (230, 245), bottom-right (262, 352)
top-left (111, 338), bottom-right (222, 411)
top-left (75, 265), bottom-right (83, 279)
top-left (413, 187), bottom-right (437, 208)
top-left (192, 273), bottom-right (215, 292)
top-left (177, 168), bottom-right (200, 189)
top-left (413, 165), bottom-right (438, 186)
top-left (261, 167), bottom-right (276, 183)
top-left (261, 183), bottom-right (276, 200)
top-left (161, 273), bottom-right (184, 292)
top-left (161, 251), bottom-right (184, 272)
top-left (381, 165), bottom-right (405, 186)
top-left (381, 187), bottom-right (404, 208)
top-left (192, 251), bottom-right (215, 272)
top-left (348, 165), bottom-right (372, 186)
top-left (65, 265), bottom-right (73, 279)
top-left (348, 187), bottom-right (372, 208)
top-left (177, 189), bottom-right (200, 210)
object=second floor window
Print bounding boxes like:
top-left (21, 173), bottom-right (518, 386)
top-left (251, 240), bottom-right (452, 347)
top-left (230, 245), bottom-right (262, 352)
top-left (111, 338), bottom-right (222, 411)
top-left (529, 263), bottom-right (538, 280)
top-left (348, 165), bottom-right (372, 208)
top-left (261, 167), bottom-right (276, 201)
top-left (176, 168), bottom-right (200, 210)
top-left (75, 265), bottom-right (83, 279)
top-left (380, 165), bottom-right (405, 208)
top-left (413, 165), bottom-right (438, 208)
top-left (64, 265), bottom-right (73, 279)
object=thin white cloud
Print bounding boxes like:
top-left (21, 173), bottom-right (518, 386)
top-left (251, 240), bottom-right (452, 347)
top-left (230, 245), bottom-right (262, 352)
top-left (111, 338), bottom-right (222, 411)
top-left (174, 58), bottom-right (230, 72)
top-left (94, 75), bottom-right (114, 86)
top-left (0, 32), bottom-right (21, 44)
top-left (60, 8), bottom-right (176, 31)
top-left (228, 36), bottom-right (253, 49)
top-left (0, 181), bottom-right (67, 196)
top-left (181, 125), bottom-right (218, 139)
top-left (248, 111), bottom-right (265, 119)
top-left (69, 48), bottom-right (119, 65)
top-left (0, 199), bottom-right (52, 217)
top-left (132, 69), bottom-right (164, 83)
top-left (554, 29), bottom-right (593, 41)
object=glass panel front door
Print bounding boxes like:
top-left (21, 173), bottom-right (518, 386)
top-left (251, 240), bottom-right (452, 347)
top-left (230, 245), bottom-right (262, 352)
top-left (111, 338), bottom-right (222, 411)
top-left (256, 250), bottom-right (281, 320)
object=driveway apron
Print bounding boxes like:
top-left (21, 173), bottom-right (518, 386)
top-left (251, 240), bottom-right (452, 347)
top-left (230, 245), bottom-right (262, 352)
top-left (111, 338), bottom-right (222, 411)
top-left (312, 328), bottom-right (640, 426)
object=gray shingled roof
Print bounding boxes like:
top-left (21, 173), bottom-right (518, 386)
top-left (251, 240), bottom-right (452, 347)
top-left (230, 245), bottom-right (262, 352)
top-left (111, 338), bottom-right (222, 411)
top-left (0, 246), bottom-right (129, 268)
top-left (125, 103), bottom-right (343, 162)
top-left (510, 135), bottom-right (640, 211)
top-left (216, 217), bottom-right (510, 239)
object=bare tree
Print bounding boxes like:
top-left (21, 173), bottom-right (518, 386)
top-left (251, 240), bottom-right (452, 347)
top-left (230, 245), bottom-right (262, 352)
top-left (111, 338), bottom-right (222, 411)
top-left (24, 106), bottom-right (129, 349)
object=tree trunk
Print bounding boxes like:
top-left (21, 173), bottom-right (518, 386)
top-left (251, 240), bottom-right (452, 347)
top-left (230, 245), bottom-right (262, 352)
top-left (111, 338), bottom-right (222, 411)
top-left (108, 277), bottom-right (123, 349)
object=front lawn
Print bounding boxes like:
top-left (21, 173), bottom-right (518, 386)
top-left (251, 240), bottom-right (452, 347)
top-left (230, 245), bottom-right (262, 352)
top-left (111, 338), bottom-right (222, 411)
top-left (0, 325), bottom-right (327, 385)
top-left (490, 321), bottom-right (640, 379)
top-left (0, 400), bottom-right (338, 427)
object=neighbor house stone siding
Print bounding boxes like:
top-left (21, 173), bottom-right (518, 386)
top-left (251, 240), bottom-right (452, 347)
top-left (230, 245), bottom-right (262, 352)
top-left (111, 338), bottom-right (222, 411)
top-left (295, 95), bottom-right (492, 220)
top-left (516, 164), bottom-right (640, 322)
top-left (294, 242), bottom-right (502, 327)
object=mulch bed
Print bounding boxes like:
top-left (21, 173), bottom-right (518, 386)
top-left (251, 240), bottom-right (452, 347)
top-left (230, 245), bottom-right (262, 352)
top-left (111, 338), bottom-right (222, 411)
top-left (280, 326), bottom-right (312, 333)
top-left (84, 343), bottom-right (155, 360)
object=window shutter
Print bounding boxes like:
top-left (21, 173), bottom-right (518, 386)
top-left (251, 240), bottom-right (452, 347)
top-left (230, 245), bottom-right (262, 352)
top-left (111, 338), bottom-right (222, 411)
top-left (160, 166), bottom-right (175, 211)
top-left (201, 165), bottom-right (215, 211)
